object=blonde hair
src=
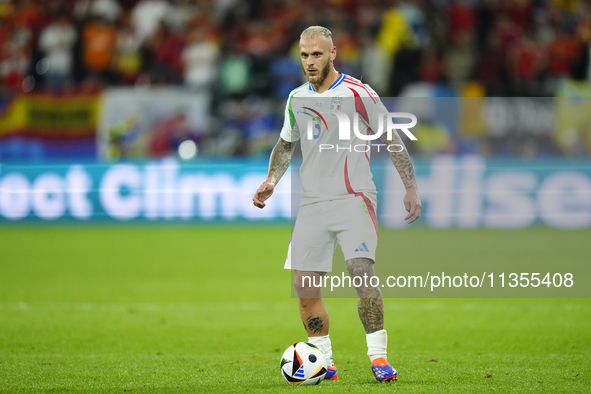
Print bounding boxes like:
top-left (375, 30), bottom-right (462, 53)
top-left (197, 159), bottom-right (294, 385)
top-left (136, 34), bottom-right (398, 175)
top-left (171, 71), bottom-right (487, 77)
top-left (300, 26), bottom-right (334, 47)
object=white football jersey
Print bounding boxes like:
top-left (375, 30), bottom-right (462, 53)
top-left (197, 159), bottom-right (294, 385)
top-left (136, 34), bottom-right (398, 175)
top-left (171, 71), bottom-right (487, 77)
top-left (280, 73), bottom-right (388, 208)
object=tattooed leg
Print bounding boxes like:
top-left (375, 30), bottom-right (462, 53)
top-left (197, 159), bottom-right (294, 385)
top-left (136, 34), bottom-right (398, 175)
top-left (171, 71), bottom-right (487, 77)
top-left (294, 270), bottom-right (330, 337)
top-left (346, 258), bottom-right (384, 334)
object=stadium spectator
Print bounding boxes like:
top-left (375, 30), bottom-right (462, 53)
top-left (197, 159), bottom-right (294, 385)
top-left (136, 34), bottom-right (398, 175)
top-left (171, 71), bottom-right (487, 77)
top-left (217, 40), bottom-right (252, 95)
top-left (475, 0), bottom-right (500, 48)
top-left (181, 26), bottom-right (219, 89)
top-left (376, 2), bottom-right (420, 95)
top-left (505, 0), bottom-right (534, 29)
top-left (574, 10), bottom-right (591, 82)
top-left (547, 28), bottom-right (581, 77)
top-left (475, 32), bottom-right (507, 95)
top-left (444, 31), bottom-right (476, 90)
top-left (268, 49), bottom-right (301, 98)
top-left (358, 30), bottom-right (391, 95)
top-left (0, 7), bottom-right (33, 90)
top-left (331, 27), bottom-right (360, 77)
top-left (38, 12), bottom-right (76, 90)
top-left (508, 30), bottom-right (546, 84)
top-left (419, 45), bottom-right (445, 84)
top-left (74, 0), bottom-right (122, 23)
top-left (446, 0), bottom-right (476, 38)
top-left (494, 13), bottom-right (522, 51)
top-left (143, 21), bottom-right (184, 84)
top-left (113, 15), bottom-right (142, 84)
top-left (131, 0), bottom-right (173, 43)
top-left (0, 40), bottom-right (30, 90)
top-left (398, 0), bottom-right (428, 46)
top-left (14, 0), bottom-right (47, 33)
top-left (81, 16), bottom-right (118, 82)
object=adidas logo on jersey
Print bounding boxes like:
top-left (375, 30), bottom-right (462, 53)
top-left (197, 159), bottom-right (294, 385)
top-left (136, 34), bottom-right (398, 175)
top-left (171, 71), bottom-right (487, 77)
top-left (354, 242), bottom-right (369, 252)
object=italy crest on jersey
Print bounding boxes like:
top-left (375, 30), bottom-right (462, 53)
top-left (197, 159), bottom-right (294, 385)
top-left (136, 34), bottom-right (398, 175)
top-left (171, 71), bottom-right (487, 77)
top-left (330, 97), bottom-right (342, 110)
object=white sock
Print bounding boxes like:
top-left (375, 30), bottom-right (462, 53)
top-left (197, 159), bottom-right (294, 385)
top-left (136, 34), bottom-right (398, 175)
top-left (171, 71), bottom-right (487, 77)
top-left (308, 334), bottom-right (333, 363)
top-left (366, 329), bottom-right (387, 362)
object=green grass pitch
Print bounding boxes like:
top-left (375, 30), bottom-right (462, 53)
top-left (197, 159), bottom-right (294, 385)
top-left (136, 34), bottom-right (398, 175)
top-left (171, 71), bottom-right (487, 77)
top-left (0, 226), bottom-right (590, 393)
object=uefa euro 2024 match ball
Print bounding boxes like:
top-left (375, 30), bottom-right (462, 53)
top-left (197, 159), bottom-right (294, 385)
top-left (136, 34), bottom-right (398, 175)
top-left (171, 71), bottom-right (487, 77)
top-left (280, 342), bottom-right (328, 385)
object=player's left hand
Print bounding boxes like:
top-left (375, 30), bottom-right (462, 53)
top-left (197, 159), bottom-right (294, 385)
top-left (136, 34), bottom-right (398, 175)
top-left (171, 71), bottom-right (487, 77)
top-left (403, 189), bottom-right (421, 224)
top-left (253, 181), bottom-right (275, 209)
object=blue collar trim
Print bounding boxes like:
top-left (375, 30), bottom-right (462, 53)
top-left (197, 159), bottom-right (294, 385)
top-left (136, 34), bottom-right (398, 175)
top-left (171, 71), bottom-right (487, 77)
top-left (308, 73), bottom-right (346, 92)
top-left (328, 73), bottom-right (346, 90)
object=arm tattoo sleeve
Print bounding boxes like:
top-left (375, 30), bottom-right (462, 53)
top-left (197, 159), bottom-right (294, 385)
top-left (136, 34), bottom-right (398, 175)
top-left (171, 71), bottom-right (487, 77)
top-left (267, 137), bottom-right (293, 185)
top-left (379, 131), bottom-right (418, 190)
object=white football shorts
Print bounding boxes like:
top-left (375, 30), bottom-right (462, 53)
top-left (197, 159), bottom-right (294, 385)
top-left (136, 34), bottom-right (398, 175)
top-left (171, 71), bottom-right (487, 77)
top-left (285, 196), bottom-right (378, 272)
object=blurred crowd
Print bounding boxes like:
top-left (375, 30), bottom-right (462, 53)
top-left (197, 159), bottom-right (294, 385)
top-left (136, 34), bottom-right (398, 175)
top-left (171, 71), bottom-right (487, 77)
top-left (1, 0), bottom-right (591, 158)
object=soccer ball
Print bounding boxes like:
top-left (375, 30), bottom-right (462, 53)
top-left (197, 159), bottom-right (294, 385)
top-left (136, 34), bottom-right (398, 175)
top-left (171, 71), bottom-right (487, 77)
top-left (280, 342), bottom-right (328, 385)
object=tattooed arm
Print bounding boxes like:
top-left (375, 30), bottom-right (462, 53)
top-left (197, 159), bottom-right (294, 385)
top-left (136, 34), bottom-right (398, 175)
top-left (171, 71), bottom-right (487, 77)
top-left (266, 137), bottom-right (295, 185)
top-left (379, 131), bottom-right (422, 223)
top-left (253, 137), bottom-right (295, 209)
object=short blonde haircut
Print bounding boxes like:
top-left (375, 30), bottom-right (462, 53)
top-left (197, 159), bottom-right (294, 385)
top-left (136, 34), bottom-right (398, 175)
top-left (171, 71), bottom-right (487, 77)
top-left (300, 26), bottom-right (334, 47)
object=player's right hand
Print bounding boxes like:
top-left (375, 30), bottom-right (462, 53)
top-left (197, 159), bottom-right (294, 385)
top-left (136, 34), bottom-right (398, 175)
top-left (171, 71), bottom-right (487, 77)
top-left (253, 181), bottom-right (275, 209)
